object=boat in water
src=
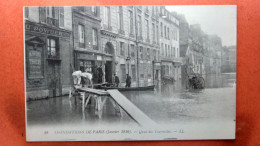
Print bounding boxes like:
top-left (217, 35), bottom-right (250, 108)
top-left (97, 85), bottom-right (155, 91)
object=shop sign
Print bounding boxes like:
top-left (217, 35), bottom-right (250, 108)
top-left (78, 53), bottom-right (95, 60)
top-left (97, 55), bottom-right (102, 61)
top-left (28, 48), bottom-right (43, 78)
top-left (25, 23), bottom-right (70, 38)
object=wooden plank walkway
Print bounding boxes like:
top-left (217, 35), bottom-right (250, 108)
top-left (107, 90), bottom-right (157, 127)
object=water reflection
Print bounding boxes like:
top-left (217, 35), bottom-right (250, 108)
top-left (27, 87), bottom-right (235, 126)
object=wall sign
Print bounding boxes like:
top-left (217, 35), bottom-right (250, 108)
top-left (27, 45), bottom-right (43, 79)
top-left (25, 22), bottom-right (70, 38)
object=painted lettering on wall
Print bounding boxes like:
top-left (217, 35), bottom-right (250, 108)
top-left (25, 23), bottom-right (70, 38)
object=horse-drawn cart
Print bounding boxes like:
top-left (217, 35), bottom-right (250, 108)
top-left (185, 65), bottom-right (205, 90)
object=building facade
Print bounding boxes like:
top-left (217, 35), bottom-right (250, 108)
top-left (72, 6), bottom-right (104, 84)
top-left (24, 7), bottom-right (73, 100)
top-left (158, 7), bottom-right (182, 90)
top-left (99, 6), bottom-right (163, 87)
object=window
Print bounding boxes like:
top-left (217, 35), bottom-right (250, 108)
top-left (165, 44), bottom-right (167, 56)
top-left (120, 42), bottom-right (125, 56)
top-left (161, 43), bottom-right (164, 56)
top-left (147, 48), bottom-right (150, 59)
top-left (78, 6), bottom-right (85, 12)
top-left (153, 50), bottom-right (156, 60)
top-left (47, 38), bottom-right (58, 58)
top-left (167, 27), bottom-right (170, 39)
top-left (120, 64), bottom-right (126, 82)
top-left (168, 45), bottom-right (171, 56)
top-left (152, 23), bottom-right (155, 42)
top-left (156, 25), bottom-right (159, 43)
top-left (25, 7), bottom-right (29, 18)
top-left (91, 6), bottom-right (97, 16)
top-left (92, 28), bottom-right (98, 50)
top-left (59, 7), bottom-right (64, 27)
top-left (78, 24), bottom-right (85, 48)
top-left (164, 25), bottom-right (167, 38)
top-left (176, 48), bottom-right (179, 57)
top-left (130, 44), bottom-right (135, 58)
top-left (145, 19), bottom-right (149, 40)
top-left (131, 65), bottom-right (136, 81)
top-left (139, 46), bottom-right (143, 59)
top-left (39, 7), bottom-right (47, 23)
top-left (173, 47), bottom-right (176, 57)
top-left (118, 6), bottom-right (124, 31)
top-left (160, 23), bottom-right (163, 37)
top-left (40, 7), bottom-right (61, 27)
top-left (104, 6), bottom-right (110, 27)
top-left (137, 15), bottom-right (142, 37)
top-left (129, 10), bottom-right (134, 34)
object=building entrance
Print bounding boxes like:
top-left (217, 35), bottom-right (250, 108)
top-left (47, 60), bottom-right (61, 97)
top-left (105, 61), bottom-right (112, 83)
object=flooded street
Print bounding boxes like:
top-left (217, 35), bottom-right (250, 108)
top-left (27, 87), bottom-right (236, 127)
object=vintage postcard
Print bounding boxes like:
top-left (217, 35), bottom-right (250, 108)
top-left (24, 5), bottom-right (237, 141)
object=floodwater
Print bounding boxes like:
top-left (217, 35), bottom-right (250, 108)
top-left (26, 87), bottom-right (236, 127)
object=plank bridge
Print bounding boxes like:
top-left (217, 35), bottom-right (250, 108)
top-left (69, 86), bottom-right (156, 127)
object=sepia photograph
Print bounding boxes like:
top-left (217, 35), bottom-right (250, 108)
top-left (24, 5), bottom-right (237, 141)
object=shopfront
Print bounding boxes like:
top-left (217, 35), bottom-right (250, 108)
top-left (74, 51), bottom-right (105, 84)
top-left (25, 21), bottom-right (71, 100)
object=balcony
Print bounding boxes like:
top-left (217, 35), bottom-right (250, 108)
top-left (47, 17), bottom-right (59, 27)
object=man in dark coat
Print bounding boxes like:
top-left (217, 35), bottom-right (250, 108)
top-left (114, 74), bottom-right (120, 87)
top-left (97, 65), bottom-right (103, 83)
top-left (125, 74), bottom-right (131, 88)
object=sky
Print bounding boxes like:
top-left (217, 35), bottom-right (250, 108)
top-left (166, 5), bottom-right (237, 46)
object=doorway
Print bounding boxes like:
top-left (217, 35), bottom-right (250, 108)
top-left (47, 60), bottom-right (61, 97)
top-left (105, 61), bottom-right (112, 83)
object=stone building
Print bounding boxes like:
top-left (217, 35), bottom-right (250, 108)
top-left (99, 6), bottom-right (162, 87)
top-left (72, 6), bottom-right (103, 84)
top-left (159, 7), bottom-right (182, 90)
top-left (24, 7), bottom-right (73, 100)
top-left (179, 16), bottom-right (206, 89)
top-left (206, 35), bottom-right (223, 88)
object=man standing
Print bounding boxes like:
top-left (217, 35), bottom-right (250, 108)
top-left (125, 74), bottom-right (131, 88)
top-left (114, 74), bottom-right (120, 87)
top-left (97, 65), bottom-right (103, 83)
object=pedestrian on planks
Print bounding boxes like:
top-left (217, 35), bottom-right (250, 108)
top-left (125, 74), bottom-right (131, 88)
top-left (81, 68), bottom-right (93, 88)
top-left (114, 74), bottom-right (120, 87)
top-left (72, 66), bottom-right (84, 86)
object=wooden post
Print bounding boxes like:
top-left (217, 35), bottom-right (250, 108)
top-left (80, 92), bottom-right (85, 112)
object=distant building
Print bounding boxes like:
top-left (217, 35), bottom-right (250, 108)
top-left (159, 6), bottom-right (182, 90)
top-left (206, 35), bottom-right (223, 88)
top-left (179, 15), bottom-right (205, 89)
top-left (222, 46), bottom-right (237, 73)
top-left (24, 7), bottom-right (72, 100)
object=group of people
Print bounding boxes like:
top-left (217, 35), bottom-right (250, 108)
top-left (72, 66), bottom-right (132, 88)
top-left (72, 66), bottom-right (93, 88)
top-left (112, 74), bottom-right (131, 88)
